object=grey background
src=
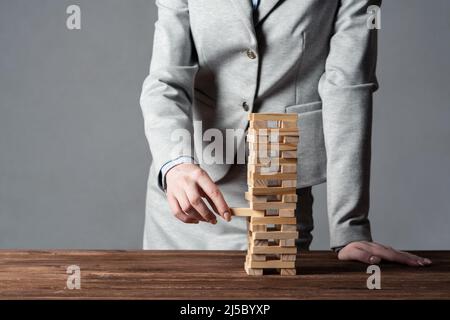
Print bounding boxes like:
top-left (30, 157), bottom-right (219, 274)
top-left (0, 0), bottom-right (449, 250)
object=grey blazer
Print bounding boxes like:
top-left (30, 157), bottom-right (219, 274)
top-left (140, 0), bottom-right (380, 249)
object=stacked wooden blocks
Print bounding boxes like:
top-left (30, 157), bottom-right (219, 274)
top-left (232, 113), bottom-right (300, 276)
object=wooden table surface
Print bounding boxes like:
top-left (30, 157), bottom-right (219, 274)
top-left (0, 250), bottom-right (449, 300)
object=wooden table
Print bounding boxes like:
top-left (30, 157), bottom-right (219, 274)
top-left (0, 251), bottom-right (448, 299)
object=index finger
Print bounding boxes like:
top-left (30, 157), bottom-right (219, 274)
top-left (197, 172), bottom-right (230, 221)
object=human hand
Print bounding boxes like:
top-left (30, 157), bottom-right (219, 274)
top-left (338, 241), bottom-right (432, 267)
top-left (165, 163), bottom-right (231, 224)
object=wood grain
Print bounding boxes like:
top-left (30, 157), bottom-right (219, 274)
top-left (0, 251), bottom-right (449, 300)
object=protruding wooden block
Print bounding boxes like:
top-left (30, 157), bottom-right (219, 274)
top-left (230, 208), bottom-right (265, 217)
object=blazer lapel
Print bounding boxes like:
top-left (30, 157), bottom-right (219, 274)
top-left (255, 0), bottom-right (283, 25)
top-left (229, 0), bottom-right (256, 41)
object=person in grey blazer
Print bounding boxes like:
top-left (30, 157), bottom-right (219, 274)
top-left (140, 0), bottom-right (431, 266)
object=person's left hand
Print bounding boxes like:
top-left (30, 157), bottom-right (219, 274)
top-left (337, 241), bottom-right (432, 267)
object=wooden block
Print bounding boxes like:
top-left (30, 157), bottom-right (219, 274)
top-left (279, 239), bottom-right (296, 246)
top-left (249, 149), bottom-right (280, 159)
top-left (250, 201), bottom-right (297, 210)
top-left (249, 113), bottom-right (298, 122)
top-left (247, 133), bottom-right (282, 143)
top-left (249, 186), bottom-right (296, 196)
top-left (281, 164), bottom-right (297, 173)
top-left (282, 180), bottom-right (297, 188)
top-left (230, 208), bottom-right (265, 217)
top-left (249, 223), bottom-right (267, 232)
top-left (281, 254), bottom-right (297, 261)
top-left (250, 120), bottom-right (273, 129)
top-left (281, 224), bottom-right (297, 232)
top-left (245, 267), bottom-right (263, 276)
top-left (279, 209), bottom-right (296, 217)
top-left (252, 231), bottom-right (299, 240)
top-left (280, 269), bottom-right (297, 276)
top-left (248, 128), bottom-right (299, 137)
top-left (281, 120), bottom-right (298, 128)
top-left (248, 142), bottom-right (298, 151)
top-left (247, 259), bottom-right (295, 269)
top-left (245, 257), bottom-right (264, 276)
top-left (249, 245), bottom-right (297, 255)
top-left (248, 179), bottom-right (270, 187)
top-left (251, 216), bottom-right (297, 225)
top-left (248, 156), bottom-right (297, 165)
top-left (282, 194), bottom-right (298, 203)
top-left (249, 119), bottom-right (281, 130)
top-left (249, 236), bottom-right (269, 246)
top-left (281, 151), bottom-right (297, 159)
top-left (249, 254), bottom-right (267, 262)
top-left (283, 136), bottom-right (299, 144)
top-left (250, 172), bottom-right (297, 181)
top-left (248, 164), bottom-right (281, 174)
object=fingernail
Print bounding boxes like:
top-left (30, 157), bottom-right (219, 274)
top-left (224, 211), bottom-right (231, 222)
top-left (417, 260), bottom-right (425, 266)
top-left (423, 258), bottom-right (432, 265)
top-left (369, 256), bottom-right (381, 264)
top-left (211, 219), bottom-right (217, 225)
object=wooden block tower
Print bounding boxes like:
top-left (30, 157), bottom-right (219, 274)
top-left (232, 113), bottom-right (300, 276)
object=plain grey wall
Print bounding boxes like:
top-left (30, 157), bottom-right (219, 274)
top-left (0, 0), bottom-right (449, 250)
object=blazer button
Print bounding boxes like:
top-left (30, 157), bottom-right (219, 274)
top-left (246, 49), bottom-right (257, 59)
top-left (242, 101), bottom-right (250, 111)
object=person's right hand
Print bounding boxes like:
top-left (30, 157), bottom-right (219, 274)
top-left (165, 163), bottom-right (232, 224)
